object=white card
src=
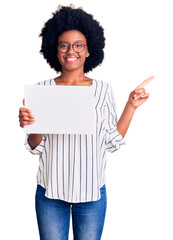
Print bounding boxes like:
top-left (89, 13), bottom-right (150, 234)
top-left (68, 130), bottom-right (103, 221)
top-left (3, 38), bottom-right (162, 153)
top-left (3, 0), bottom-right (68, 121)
top-left (24, 85), bottom-right (95, 134)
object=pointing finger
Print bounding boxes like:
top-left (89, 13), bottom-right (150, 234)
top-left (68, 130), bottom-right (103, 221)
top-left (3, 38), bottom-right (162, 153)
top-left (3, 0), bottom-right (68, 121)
top-left (135, 76), bottom-right (155, 89)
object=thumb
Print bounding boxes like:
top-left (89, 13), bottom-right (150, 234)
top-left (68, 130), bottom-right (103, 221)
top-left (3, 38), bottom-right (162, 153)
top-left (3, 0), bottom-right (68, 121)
top-left (23, 99), bottom-right (25, 106)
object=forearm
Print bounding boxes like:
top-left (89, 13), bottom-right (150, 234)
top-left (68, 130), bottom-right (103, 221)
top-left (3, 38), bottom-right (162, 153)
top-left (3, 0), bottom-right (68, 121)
top-left (117, 102), bottom-right (136, 138)
top-left (28, 134), bottom-right (42, 150)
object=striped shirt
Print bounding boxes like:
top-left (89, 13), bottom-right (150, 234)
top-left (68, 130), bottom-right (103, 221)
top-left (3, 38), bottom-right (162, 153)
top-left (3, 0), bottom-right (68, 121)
top-left (24, 78), bottom-right (125, 203)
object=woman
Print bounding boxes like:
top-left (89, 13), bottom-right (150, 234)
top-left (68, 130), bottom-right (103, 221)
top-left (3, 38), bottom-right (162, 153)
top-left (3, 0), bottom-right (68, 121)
top-left (19, 5), bottom-right (154, 240)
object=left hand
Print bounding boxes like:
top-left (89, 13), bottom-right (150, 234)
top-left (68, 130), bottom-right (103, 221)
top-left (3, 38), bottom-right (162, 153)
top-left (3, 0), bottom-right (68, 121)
top-left (127, 76), bottom-right (154, 109)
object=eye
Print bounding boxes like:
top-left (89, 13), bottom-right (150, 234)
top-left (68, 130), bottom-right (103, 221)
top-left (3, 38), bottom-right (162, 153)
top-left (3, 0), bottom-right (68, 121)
top-left (75, 43), bottom-right (83, 48)
top-left (59, 44), bottom-right (68, 49)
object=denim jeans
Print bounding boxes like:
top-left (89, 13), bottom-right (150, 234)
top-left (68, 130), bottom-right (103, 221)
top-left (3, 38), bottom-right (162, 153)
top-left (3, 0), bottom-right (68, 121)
top-left (35, 184), bottom-right (107, 240)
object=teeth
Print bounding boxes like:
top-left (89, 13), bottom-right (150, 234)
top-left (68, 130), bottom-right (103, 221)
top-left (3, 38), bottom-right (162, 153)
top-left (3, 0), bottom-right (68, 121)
top-left (66, 57), bottom-right (78, 61)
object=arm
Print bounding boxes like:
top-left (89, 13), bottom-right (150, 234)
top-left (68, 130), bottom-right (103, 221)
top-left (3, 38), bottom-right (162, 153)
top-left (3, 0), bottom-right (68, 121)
top-left (28, 134), bottom-right (42, 150)
top-left (117, 76), bottom-right (154, 138)
top-left (117, 102), bottom-right (136, 138)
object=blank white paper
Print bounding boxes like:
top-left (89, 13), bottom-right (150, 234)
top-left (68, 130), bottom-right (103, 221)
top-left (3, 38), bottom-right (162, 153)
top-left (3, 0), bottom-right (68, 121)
top-left (24, 85), bottom-right (95, 134)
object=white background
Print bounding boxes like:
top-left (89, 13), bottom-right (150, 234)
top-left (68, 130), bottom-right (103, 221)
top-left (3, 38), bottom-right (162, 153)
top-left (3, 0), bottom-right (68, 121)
top-left (0, 0), bottom-right (173, 239)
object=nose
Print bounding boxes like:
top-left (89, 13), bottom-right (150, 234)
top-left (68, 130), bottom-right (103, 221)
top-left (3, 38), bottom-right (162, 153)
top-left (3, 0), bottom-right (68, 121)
top-left (67, 44), bottom-right (75, 53)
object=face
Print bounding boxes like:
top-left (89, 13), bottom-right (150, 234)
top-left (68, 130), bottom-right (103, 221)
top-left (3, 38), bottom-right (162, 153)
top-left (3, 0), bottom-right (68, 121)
top-left (57, 30), bottom-right (90, 72)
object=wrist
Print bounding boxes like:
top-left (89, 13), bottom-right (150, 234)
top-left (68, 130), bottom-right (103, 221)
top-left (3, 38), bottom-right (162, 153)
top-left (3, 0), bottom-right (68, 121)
top-left (126, 101), bottom-right (137, 112)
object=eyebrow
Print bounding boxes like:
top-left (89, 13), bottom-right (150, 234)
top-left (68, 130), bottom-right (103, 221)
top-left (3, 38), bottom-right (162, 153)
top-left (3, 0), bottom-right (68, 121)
top-left (58, 40), bottom-right (85, 44)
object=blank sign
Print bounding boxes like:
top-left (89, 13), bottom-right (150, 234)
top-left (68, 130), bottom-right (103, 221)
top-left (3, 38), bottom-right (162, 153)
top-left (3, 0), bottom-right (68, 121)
top-left (24, 85), bottom-right (95, 134)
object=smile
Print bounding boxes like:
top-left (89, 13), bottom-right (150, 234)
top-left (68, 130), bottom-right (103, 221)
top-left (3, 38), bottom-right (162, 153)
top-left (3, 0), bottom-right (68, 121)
top-left (65, 57), bottom-right (79, 62)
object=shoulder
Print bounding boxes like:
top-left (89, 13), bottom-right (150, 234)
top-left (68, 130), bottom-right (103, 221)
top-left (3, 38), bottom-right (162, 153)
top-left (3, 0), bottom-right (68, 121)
top-left (94, 79), bottom-right (111, 89)
top-left (35, 79), bottom-right (55, 85)
top-left (95, 80), bottom-right (116, 101)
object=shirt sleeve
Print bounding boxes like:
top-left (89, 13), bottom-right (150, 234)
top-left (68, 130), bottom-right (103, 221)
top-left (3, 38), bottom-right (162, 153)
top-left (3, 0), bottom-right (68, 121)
top-left (24, 134), bottom-right (47, 155)
top-left (104, 84), bottom-right (126, 153)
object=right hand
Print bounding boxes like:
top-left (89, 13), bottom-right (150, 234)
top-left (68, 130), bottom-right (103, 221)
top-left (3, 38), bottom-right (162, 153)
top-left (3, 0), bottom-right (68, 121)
top-left (19, 99), bottom-right (35, 128)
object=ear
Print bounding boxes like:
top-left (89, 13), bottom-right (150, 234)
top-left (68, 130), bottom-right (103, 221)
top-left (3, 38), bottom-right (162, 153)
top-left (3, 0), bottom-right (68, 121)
top-left (86, 45), bottom-right (90, 57)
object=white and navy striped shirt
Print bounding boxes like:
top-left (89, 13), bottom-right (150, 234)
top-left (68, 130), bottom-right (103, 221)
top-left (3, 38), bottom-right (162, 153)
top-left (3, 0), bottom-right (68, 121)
top-left (25, 79), bottom-right (125, 203)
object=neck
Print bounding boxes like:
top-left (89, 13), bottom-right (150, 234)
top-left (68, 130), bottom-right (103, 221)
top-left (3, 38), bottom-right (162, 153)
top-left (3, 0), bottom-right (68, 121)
top-left (58, 69), bottom-right (87, 84)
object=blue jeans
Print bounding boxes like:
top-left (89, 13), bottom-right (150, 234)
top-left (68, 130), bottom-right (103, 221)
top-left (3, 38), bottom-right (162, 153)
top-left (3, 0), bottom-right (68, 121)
top-left (35, 184), bottom-right (107, 240)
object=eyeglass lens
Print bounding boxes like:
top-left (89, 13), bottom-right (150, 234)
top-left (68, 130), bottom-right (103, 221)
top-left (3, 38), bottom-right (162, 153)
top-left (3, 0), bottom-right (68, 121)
top-left (58, 42), bottom-right (85, 53)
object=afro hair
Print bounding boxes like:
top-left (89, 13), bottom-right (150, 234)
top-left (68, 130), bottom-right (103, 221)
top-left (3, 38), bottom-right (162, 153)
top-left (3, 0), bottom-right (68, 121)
top-left (39, 5), bottom-right (105, 73)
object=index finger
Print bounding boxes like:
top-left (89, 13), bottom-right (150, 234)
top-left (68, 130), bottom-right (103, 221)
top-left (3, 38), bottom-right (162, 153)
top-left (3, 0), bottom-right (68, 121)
top-left (19, 107), bottom-right (32, 113)
top-left (135, 76), bottom-right (155, 89)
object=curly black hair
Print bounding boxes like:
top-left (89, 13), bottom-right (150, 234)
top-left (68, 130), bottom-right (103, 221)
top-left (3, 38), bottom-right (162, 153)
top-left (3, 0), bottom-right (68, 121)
top-left (39, 5), bottom-right (105, 73)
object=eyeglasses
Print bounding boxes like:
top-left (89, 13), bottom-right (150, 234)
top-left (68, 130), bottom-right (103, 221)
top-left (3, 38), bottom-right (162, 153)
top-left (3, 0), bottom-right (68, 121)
top-left (56, 42), bottom-right (87, 53)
